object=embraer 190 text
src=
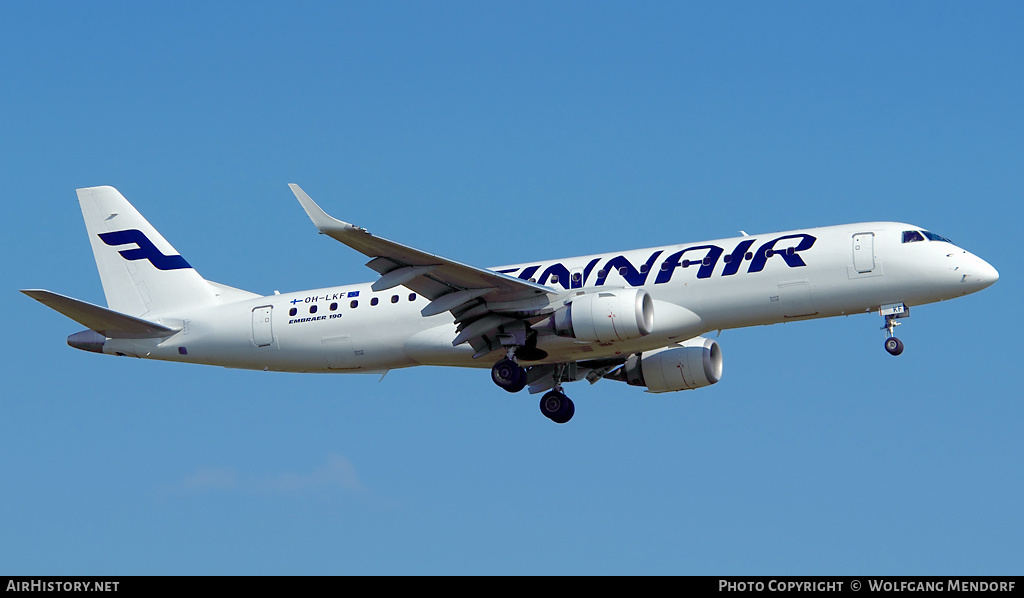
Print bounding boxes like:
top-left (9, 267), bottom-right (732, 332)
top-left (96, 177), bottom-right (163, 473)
top-left (23, 186), bottom-right (998, 423)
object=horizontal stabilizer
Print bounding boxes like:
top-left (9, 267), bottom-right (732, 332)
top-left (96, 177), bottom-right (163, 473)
top-left (21, 289), bottom-right (179, 339)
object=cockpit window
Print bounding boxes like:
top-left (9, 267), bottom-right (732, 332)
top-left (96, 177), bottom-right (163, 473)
top-left (922, 230), bottom-right (954, 244)
top-left (902, 230), bottom-right (925, 243)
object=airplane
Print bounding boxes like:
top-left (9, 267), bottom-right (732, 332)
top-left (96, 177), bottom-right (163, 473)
top-left (22, 185), bottom-right (999, 423)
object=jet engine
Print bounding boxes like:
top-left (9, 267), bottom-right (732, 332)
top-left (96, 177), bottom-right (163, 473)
top-left (552, 289), bottom-right (654, 343)
top-left (606, 337), bottom-right (723, 393)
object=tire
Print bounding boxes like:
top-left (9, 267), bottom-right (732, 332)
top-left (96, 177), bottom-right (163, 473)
top-left (491, 358), bottom-right (527, 393)
top-left (540, 391), bottom-right (574, 423)
top-left (885, 337), bottom-right (904, 356)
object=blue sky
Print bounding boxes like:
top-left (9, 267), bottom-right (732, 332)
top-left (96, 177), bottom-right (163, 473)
top-left (2, 2), bottom-right (1021, 574)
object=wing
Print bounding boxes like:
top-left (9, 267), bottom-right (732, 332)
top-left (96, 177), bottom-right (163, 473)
top-left (289, 185), bottom-right (558, 356)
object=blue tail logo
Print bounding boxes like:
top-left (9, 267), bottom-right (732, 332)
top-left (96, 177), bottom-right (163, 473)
top-left (98, 229), bottom-right (192, 271)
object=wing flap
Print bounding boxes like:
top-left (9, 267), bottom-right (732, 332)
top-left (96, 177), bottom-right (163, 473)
top-left (420, 288), bottom-right (495, 318)
top-left (370, 264), bottom-right (441, 292)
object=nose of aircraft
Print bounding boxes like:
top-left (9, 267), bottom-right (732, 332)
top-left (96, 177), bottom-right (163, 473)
top-left (959, 251), bottom-right (999, 291)
top-left (974, 257), bottom-right (999, 289)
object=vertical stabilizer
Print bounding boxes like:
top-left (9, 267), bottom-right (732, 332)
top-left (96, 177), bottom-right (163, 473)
top-left (78, 186), bottom-right (219, 317)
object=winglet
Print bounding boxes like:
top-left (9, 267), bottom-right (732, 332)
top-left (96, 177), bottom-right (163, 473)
top-left (288, 184), bottom-right (357, 234)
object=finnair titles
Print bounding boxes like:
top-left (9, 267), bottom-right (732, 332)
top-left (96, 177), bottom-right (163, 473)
top-left (23, 185), bottom-right (998, 423)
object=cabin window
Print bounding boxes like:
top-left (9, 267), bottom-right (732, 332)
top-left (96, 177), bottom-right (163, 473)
top-left (350, 300), bottom-right (358, 308)
top-left (409, 293), bottom-right (417, 301)
top-left (289, 307), bottom-right (297, 316)
top-left (371, 297), bottom-right (379, 306)
top-left (391, 295), bottom-right (399, 303)
top-left (330, 302), bottom-right (338, 311)
top-left (309, 305), bottom-right (317, 314)
top-left (550, 275), bottom-right (559, 284)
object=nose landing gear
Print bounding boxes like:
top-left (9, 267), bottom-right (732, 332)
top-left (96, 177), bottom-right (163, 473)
top-left (884, 336), bottom-right (904, 356)
top-left (880, 303), bottom-right (909, 356)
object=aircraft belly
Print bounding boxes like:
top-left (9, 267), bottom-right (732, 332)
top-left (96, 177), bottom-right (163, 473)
top-left (405, 324), bottom-right (476, 367)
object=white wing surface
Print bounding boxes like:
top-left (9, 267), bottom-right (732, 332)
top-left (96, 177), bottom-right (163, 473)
top-left (289, 185), bottom-right (556, 355)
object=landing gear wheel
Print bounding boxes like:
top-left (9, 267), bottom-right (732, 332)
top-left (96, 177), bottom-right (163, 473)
top-left (885, 337), bottom-right (904, 356)
top-left (491, 358), bottom-right (527, 393)
top-left (880, 306), bottom-right (909, 356)
top-left (540, 390), bottom-right (575, 424)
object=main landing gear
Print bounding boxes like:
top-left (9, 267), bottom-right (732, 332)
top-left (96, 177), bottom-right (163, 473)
top-left (491, 352), bottom-right (527, 393)
top-left (490, 327), bottom-right (545, 394)
top-left (880, 303), bottom-right (909, 356)
top-left (539, 389), bottom-right (575, 424)
top-left (490, 351), bottom-right (577, 423)
top-left (537, 363), bottom-right (576, 424)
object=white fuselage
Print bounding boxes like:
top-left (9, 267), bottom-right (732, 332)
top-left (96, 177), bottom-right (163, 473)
top-left (100, 221), bottom-right (997, 373)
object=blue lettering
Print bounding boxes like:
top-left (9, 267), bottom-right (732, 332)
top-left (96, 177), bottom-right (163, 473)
top-left (517, 265), bottom-right (540, 282)
top-left (655, 245), bottom-right (723, 282)
top-left (596, 251), bottom-right (663, 286)
top-left (722, 239), bottom-right (757, 276)
top-left (748, 234), bottom-right (816, 273)
top-left (538, 263), bottom-right (570, 289)
top-left (580, 257), bottom-right (601, 288)
top-left (493, 234), bottom-right (817, 290)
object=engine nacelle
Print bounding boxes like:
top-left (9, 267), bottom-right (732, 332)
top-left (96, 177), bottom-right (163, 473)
top-left (611, 337), bottom-right (723, 393)
top-left (552, 289), bottom-right (654, 343)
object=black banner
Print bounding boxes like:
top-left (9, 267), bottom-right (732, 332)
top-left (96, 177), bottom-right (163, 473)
top-left (2, 576), bottom-right (1022, 592)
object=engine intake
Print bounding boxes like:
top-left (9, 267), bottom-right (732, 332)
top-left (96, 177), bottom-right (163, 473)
top-left (608, 337), bottom-right (723, 393)
top-left (553, 289), bottom-right (654, 343)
